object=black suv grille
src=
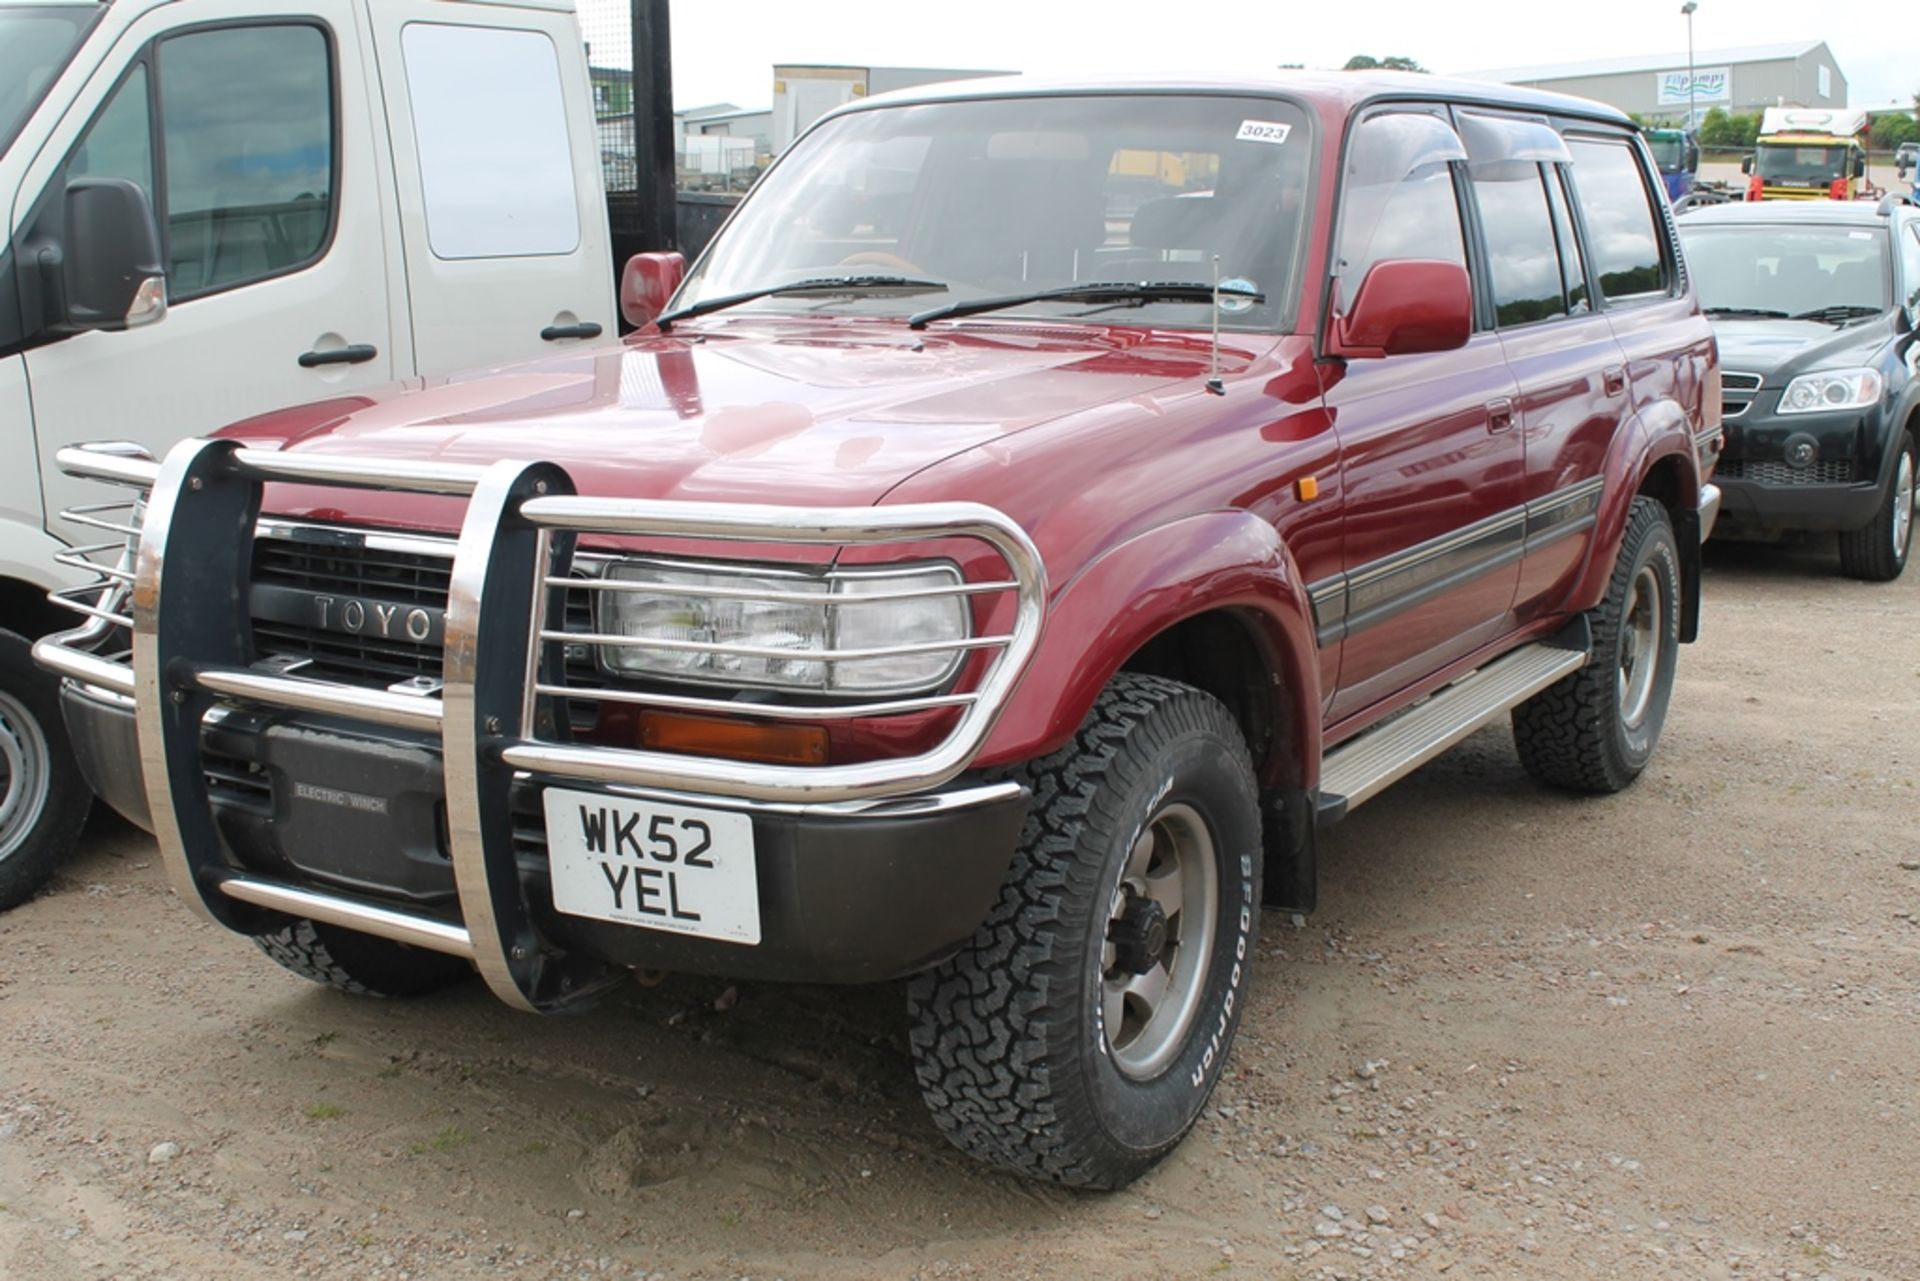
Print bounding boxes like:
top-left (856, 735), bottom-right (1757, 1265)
top-left (1714, 457), bottom-right (1856, 486)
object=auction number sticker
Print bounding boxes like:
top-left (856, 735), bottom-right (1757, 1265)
top-left (1235, 120), bottom-right (1292, 145)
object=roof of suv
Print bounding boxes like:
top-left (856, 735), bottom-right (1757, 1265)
top-left (845, 70), bottom-right (1633, 127)
top-left (1678, 199), bottom-right (1916, 228)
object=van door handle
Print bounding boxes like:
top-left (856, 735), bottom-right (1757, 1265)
top-left (541, 321), bottom-right (603, 341)
top-left (1487, 397), bottom-right (1515, 433)
top-left (1603, 365), bottom-right (1627, 395)
top-left (298, 343), bottom-right (378, 368)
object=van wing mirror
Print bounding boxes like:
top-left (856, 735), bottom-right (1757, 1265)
top-left (1328, 260), bottom-right (1472, 360)
top-left (621, 251), bottom-right (686, 330)
top-left (1741, 154), bottom-right (1753, 174)
top-left (62, 178), bottom-right (167, 332)
top-left (1853, 153), bottom-right (1866, 178)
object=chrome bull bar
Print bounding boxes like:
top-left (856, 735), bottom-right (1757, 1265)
top-left (35, 437), bottom-right (1046, 1013)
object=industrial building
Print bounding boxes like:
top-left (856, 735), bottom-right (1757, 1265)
top-left (1463, 41), bottom-right (1847, 127)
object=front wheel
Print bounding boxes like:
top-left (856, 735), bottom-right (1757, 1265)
top-left (1838, 432), bottom-right (1915, 582)
top-left (0, 630), bottom-right (93, 910)
top-left (907, 673), bottom-right (1262, 1189)
top-left (1512, 496), bottom-right (1681, 793)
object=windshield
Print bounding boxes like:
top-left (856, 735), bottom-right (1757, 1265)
top-left (1755, 143), bottom-right (1849, 186)
top-left (677, 94), bottom-right (1313, 331)
top-left (0, 6), bottom-right (96, 161)
top-left (1648, 136), bottom-right (1687, 174)
top-left (1679, 224), bottom-right (1888, 317)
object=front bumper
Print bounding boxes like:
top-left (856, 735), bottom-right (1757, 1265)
top-left (59, 673), bottom-right (1027, 984)
top-left (1714, 475), bottom-right (1883, 533)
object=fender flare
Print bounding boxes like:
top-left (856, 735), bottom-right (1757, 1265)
top-left (977, 509), bottom-right (1322, 790)
top-left (1569, 398), bottom-right (1703, 639)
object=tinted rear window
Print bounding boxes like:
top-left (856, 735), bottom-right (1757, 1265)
top-left (1566, 138), bottom-right (1667, 299)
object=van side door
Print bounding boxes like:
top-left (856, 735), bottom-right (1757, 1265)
top-left (15, 1), bottom-right (395, 548)
top-left (365, 3), bottom-right (616, 374)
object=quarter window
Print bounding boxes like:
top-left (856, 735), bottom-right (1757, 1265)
top-left (1544, 168), bottom-right (1591, 314)
top-left (1469, 163), bottom-right (1565, 327)
top-left (401, 24), bottom-right (579, 260)
top-left (67, 65), bottom-right (153, 202)
top-left (1565, 138), bottom-right (1667, 300)
top-left (1335, 112), bottom-right (1468, 313)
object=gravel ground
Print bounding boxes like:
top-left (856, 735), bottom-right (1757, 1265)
top-left (2, 533), bottom-right (1916, 1281)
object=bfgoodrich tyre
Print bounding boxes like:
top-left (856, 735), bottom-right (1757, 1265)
top-left (253, 919), bottom-right (472, 997)
top-left (907, 673), bottom-right (1262, 1189)
top-left (1512, 496), bottom-right (1681, 793)
top-left (0, 629), bottom-right (93, 910)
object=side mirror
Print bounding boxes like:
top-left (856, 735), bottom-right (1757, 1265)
top-left (1328, 260), bottom-right (1472, 360)
top-left (620, 251), bottom-right (686, 330)
top-left (1740, 154), bottom-right (1753, 175)
top-left (1853, 154), bottom-right (1866, 178)
top-left (63, 178), bottom-right (166, 332)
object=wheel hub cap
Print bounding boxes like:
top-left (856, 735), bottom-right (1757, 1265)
top-left (1100, 802), bottom-right (1220, 1081)
top-left (1108, 896), bottom-right (1169, 975)
top-left (0, 690), bottom-right (51, 862)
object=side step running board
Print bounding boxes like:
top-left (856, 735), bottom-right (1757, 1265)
top-left (1317, 638), bottom-right (1588, 824)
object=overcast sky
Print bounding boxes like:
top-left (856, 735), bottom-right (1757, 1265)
top-left (574, 0), bottom-right (1913, 113)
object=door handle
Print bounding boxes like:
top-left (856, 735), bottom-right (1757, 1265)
top-left (541, 321), bottom-right (604, 341)
top-left (1487, 397), bottom-right (1515, 433)
top-left (1603, 365), bottom-right (1627, 396)
top-left (298, 343), bottom-right (378, 368)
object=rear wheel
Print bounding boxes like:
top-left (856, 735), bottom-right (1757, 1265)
top-left (253, 919), bottom-right (472, 997)
top-left (1512, 497), bottom-right (1681, 793)
top-left (0, 630), bottom-right (93, 911)
top-left (1838, 432), bottom-right (1915, 582)
top-left (907, 673), bottom-right (1261, 1189)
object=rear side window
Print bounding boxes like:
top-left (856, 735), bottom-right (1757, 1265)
top-left (1334, 112), bottom-right (1468, 313)
top-left (401, 23), bottom-right (580, 260)
top-left (1469, 164), bottom-right (1565, 326)
top-left (1544, 169), bottom-right (1591, 314)
top-left (1566, 137), bottom-right (1667, 300)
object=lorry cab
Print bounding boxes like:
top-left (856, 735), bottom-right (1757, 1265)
top-left (0, 0), bottom-right (615, 905)
top-left (1647, 127), bottom-right (1699, 203)
top-left (1743, 106), bottom-right (1870, 201)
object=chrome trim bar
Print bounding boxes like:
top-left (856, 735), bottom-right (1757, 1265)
top-left (549, 628), bottom-right (1010, 662)
top-left (32, 628), bottom-right (137, 697)
top-left (231, 449), bottom-right (489, 495)
top-left (216, 875), bottom-right (474, 959)
top-left (195, 667), bottom-right (445, 733)
top-left (530, 681), bottom-right (977, 718)
top-left (55, 443), bottom-right (161, 488)
top-left (552, 574), bottom-right (1021, 603)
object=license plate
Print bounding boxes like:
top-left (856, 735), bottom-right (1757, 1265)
top-left (542, 787), bottom-right (760, 945)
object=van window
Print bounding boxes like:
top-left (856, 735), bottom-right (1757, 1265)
top-left (68, 65), bottom-right (153, 203)
top-left (1335, 112), bottom-right (1468, 313)
top-left (401, 24), bottom-right (580, 260)
top-left (1902, 225), bottom-right (1920, 313)
top-left (1470, 163), bottom-right (1565, 327)
top-left (157, 25), bottom-right (334, 297)
top-left (1565, 138), bottom-right (1667, 300)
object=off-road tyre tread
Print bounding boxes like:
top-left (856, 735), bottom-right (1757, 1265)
top-left (1837, 432), bottom-right (1914, 582)
top-left (0, 629), bottom-right (93, 911)
top-left (907, 672), bottom-right (1256, 1189)
top-left (1512, 497), bottom-right (1677, 794)
top-left (252, 919), bottom-right (470, 998)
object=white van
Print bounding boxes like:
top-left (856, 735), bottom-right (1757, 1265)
top-left (1, 0), bottom-right (617, 905)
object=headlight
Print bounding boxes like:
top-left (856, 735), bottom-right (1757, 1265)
top-left (595, 561), bottom-right (968, 694)
top-left (1777, 367), bottom-right (1883, 415)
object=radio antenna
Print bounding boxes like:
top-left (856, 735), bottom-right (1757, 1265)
top-left (1206, 254), bottom-right (1226, 395)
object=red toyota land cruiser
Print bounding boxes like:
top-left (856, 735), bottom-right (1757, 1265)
top-left (38, 72), bottom-right (1721, 1189)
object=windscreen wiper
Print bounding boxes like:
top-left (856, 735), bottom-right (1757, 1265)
top-left (656, 275), bottom-right (947, 330)
top-left (1791, 304), bottom-right (1884, 325)
top-left (907, 280), bottom-right (1263, 330)
top-left (1702, 306), bottom-right (1790, 318)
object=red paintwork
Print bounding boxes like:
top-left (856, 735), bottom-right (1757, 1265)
top-left (209, 74), bottom-right (1713, 793)
top-left (1328, 260), bottom-right (1473, 359)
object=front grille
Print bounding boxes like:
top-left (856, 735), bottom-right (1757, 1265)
top-left (250, 535), bottom-right (452, 687)
top-left (1722, 371), bottom-right (1761, 420)
top-left (1714, 457), bottom-right (1856, 485)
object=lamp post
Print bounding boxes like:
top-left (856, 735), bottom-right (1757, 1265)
top-left (1681, 2), bottom-right (1698, 130)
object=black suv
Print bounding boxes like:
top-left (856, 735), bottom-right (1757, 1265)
top-left (1678, 196), bottom-right (1919, 579)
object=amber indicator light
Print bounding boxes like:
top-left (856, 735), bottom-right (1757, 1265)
top-left (638, 711), bottom-right (829, 765)
top-left (1296, 475), bottom-right (1320, 501)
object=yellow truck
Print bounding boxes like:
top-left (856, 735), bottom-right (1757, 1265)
top-left (1743, 107), bottom-right (1869, 200)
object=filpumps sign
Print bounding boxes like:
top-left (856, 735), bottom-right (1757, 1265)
top-left (1655, 67), bottom-right (1731, 105)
